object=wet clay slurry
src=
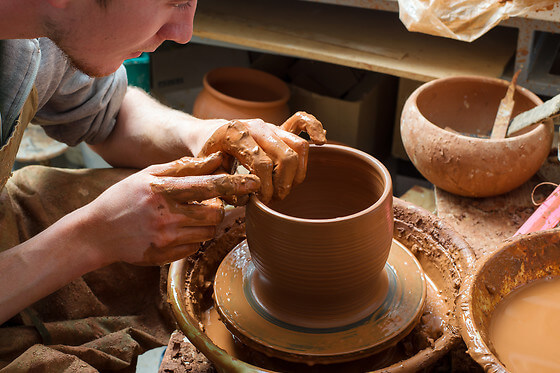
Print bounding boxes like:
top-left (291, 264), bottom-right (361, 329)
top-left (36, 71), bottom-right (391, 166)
top-left (490, 277), bottom-right (560, 373)
top-left (245, 144), bottom-right (394, 329)
top-left (458, 228), bottom-right (560, 373)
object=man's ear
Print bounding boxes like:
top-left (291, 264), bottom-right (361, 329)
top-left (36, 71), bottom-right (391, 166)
top-left (46, 0), bottom-right (72, 9)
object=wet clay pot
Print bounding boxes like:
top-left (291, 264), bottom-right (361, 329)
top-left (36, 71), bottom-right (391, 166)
top-left (401, 76), bottom-right (553, 197)
top-left (245, 144), bottom-right (393, 328)
top-left (458, 228), bottom-right (560, 372)
top-left (193, 66), bottom-right (291, 125)
top-left (167, 198), bottom-right (476, 372)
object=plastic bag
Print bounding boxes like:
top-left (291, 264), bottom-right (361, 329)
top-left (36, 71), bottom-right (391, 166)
top-left (397, 0), bottom-right (558, 42)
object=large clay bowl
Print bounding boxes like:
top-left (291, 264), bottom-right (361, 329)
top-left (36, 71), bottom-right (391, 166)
top-left (167, 199), bottom-right (476, 372)
top-left (193, 66), bottom-right (291, 125)
top-left (401, 76), bottom-right (553, 197)
top-left (458, 228), bottom-right (560, 372)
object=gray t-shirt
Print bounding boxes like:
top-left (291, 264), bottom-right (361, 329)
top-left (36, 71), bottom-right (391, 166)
top-left (0, 37), bottom-right (127, 147)
top-left (0, 39), bottom-right (40, 145)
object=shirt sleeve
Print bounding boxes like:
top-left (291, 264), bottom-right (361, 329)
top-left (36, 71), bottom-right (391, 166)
top-left (33, 38), bottom-right (128, 146)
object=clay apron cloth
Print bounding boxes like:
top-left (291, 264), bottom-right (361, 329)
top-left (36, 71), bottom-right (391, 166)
top-left (0, 86), bottom-right (37, 191)
top-left (0, 90), bottom-right (174, 372)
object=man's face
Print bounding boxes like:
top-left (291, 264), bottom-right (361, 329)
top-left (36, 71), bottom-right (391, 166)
top-left (47, 0), bottom-right (197, 77)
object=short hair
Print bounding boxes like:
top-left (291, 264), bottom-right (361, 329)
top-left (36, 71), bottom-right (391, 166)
top-left (96, 0), bottom-right (109, 8)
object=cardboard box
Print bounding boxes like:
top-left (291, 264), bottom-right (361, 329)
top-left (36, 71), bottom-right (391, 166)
top-left (289, 60), bottom-right (360, 98)
top-left (391, 78), bottom-right (424, 161)
top-left (289, 71), bottom-right (398, 158)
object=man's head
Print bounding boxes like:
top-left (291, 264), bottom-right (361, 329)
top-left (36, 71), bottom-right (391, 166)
top-left (45, 0), bottom-right (197, 77)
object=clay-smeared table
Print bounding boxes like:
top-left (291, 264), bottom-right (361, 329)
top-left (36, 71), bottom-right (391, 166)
top-left (435, 177), bottom-right (550, 260)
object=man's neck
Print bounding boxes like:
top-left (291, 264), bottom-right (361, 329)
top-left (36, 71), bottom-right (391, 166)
top-left (0, 0), bottom-right (44, 40)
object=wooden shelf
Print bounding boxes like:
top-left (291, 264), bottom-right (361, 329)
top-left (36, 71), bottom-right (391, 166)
top-left (193, 0), bottom-right (518, 82)
top-left (298, 0), bottom-right (560, 22)
top-left (297, 0), bottom-right (560, 96)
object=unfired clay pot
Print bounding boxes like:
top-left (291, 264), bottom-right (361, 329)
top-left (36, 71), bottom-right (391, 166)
top-left (245, 144), bottom-right (394, 329)
top-left (458, 228), bottom-right (560, 372)
top-left (193, 66), bottom-right (291, 125)
top-left (401, 76), bottom-right (553, 197)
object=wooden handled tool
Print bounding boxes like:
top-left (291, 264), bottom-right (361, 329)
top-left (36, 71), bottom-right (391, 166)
top-left (490, 71), bottom-right (560, 139)
top-left (507, 93), bottom-right (560, 137)
top-left (490, 70), bottom-right (520, 139)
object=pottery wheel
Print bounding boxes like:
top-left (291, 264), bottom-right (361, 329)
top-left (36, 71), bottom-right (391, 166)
top-left (213, 239), bottom-right (427, 364)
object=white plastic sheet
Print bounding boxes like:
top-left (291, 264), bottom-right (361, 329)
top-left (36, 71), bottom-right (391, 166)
top-left (397, 0), bottom-right (558, 42)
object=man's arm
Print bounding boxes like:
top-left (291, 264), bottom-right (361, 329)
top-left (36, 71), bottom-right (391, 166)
top-left (0, 206), bottom-right (110, 324)
top-left (90, 86), bottom-right (327, 202)
top-left (0, 154), bottom-right (260, 324)
top-left (89, 86), bottom-right (223, 168)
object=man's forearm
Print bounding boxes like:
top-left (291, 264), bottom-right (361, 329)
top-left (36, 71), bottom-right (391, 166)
top-left (90, 87), bottom-right (223, 168)
top-left (0, 206), bottom-right (106, 324)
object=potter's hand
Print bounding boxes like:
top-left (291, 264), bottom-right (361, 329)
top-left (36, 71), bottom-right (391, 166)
top-left (198, 111), bottom-right (326, 203)
top-left (86, 152), bottom-right (260, 266)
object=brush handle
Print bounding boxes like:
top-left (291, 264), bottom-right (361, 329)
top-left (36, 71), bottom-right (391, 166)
top-left (515, 184), bottom-right (560, 236)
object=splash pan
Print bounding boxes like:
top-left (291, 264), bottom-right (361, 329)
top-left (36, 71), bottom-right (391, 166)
top-left (459, 228), bottom-right (560, 372)
top-left (168, 199), bottom-right (475, 372)
top-left (214, 239), bottom-right (426, 364)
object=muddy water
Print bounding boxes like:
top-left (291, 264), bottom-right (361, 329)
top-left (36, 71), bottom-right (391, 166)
top-left (490, 277), bottom-right (560, 372)
top-left (200, 275), bottom-right (445, 372)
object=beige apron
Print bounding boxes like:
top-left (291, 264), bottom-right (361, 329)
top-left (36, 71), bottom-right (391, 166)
top-left (0, 86), bottom-right (38, 191)
top-left (0, 91), bottom-right (173, 372)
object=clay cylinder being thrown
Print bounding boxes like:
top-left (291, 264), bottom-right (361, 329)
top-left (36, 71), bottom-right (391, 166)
top-left (246, 144), bottom-right (393, 329)
top-left (192, 66), bottom-right (291, 125)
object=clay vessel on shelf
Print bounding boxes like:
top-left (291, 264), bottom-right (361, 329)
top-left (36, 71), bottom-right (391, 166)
top-left (401, 75), bottom-right (553, 197)
top-left (193, 66), bottom-right (291, 125)
top-left (245, 144), bottom-right (394, 329)
top-left (458, 228), bottom-right (560, 372)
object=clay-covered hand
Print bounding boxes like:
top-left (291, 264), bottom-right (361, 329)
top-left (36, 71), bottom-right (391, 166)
top-left (198, 111), bottom-right (326, 203)
top-left (85, 152), bottom-right (260, 266)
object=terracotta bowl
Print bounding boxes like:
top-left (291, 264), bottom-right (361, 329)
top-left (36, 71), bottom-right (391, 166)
top-left (401, 76), bottom-right (553, 197)
top-left (167, 198), bottom-right (476, 372)
top-left (193, 66), bottom-right (291, 125)
top-left (458, 228), bottom-right (560, 372)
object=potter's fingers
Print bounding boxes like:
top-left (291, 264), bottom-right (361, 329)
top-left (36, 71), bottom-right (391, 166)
top-left (197, 124), bottom-right (229, 157)
top-left (280, 111), bottom-right (327, 145)
top-left (170, 197), bottom-right (224, 226)
top-left (171, 225), bottom-right (218, 245)
top-left (135, 243), bottom-right (203, 266)
top-left (241, 121), bottom-right (299, 200)
top-left (221, 194), bottom-right (250, 206)
top-left (198, 121), bottom-right (274, 202)
top-left (151, 173), bottom-right (261, 203)
top-left (151, 224), bottom-right (218, 250)
top-left (271, 129), bottom-right (309, 185)
top-left (150, 152), bottom-right (224, 177)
